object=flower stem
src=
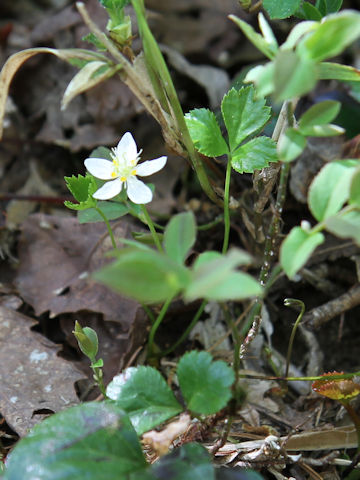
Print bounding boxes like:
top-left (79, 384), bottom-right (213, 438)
top-left (284, 299), bottom-right (305, 380)
top-left (147, 295), bottom-right (173, 358)
top-left (222, 155), bottom-right (232, 254)
top-left (342, 401), bottom-right (360, 453)
top-left (140, 204), bottom-right (163, 253)
top-left (160, 300), bottom-right (207, 357)
top-left (95, 206), bottom-right (117, 250)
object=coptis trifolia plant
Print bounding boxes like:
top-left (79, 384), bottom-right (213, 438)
top-left (1, 0), bottom-right (360, 478)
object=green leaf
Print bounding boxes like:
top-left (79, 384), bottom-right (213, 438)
top-left (325, 210), bottom-right (360, 245)
top-left (199, 271), bottom-right (262, 301)
top-left (302, 2), bottom-right (322, 20)
top-left (221, 86), bottom-right (271, 151)
top-left (282, 21), bottom-right (318, 50)
top-left (231, 136), bottom-right (277, 173)
top-left (64, 174), bottom-right (97, 210)
top-left (262, 0), bottom-right (301, 19)
top-left (277, 128), bottom-right (307, 163)
top-left (280, 227), bottom-right (325, 278)
top-left (89, 146), bottom-right (113, 160)
top-left (258, 13), bottom-right (278, 52)
top-left (94, 248), bottom-right (191, 304)
top-left (316, 0), bottom-right (327, 16)
top-left (164, 212), bottom-right (196, 265)
top-left (228, 15), bottom-right (277, 59)
top-left (78, 201), bottom-right (129, 223)
top-left (298, 124), bottom-right (344, 137)
top-left (3, 402), bottom-right (146, 480)
top-left (350, 167), bottom-right (360, 206)
top-left (319, 62), bottom-right (360, 82)
top-left (106, 367), bottom-right (182, 435)
top-left (244, 62), bottom-right (275, 98)
top-left (130, 443), bottom-right (215, 480)
top-left (185, 249), bottom-right (254, 302)
top-left (297, 10), bottom-right (360, 62)
top-left (325, 0), bottom-right (343, 13)
top-left (185, 109), bottom-right (228, 157)
top-left (299, 100), bottom-right (341, 129)
top-left (273, 50), bottom-right (317, 101)
top-left (177, 351), bottom-right (234, 415)
top-left (308, 161), bottom-right (359, 221)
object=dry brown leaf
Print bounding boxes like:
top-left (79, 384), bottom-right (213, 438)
top-left (15, 214), bottom-right (144, 327)
top-left (0, 306), bottom-right (84, 436)
top-left (142, 413), bottom-right (191, 456)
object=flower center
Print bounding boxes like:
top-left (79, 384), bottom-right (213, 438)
top-left (110, 148), bottom-right (138, 181)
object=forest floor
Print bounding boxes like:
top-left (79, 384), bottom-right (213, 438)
top-left (0, 1), bottom-right (360, 479)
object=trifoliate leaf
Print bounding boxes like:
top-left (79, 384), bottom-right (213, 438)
top-left (231, 136), bottom-right (277, 173)
top-left (185, 108), bottom-right (228, 157)
top-left (64, 174), bottom-right (97, 210)
top-left (106, 367), bottom-right (182, 435)
top-left (221, 86), bottom-right (271, 152)
top-left (177, 351), bottom-right (234, 415)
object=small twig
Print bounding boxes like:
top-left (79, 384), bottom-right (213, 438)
top-left (303, 283), bottom-right (360, 330)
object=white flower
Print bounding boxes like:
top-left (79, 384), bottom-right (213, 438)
top-left (84, 132), bottom-right (167, 204)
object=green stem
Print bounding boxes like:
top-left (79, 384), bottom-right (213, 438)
top-left (130, 0), bottom-right (219, 205)
top-left (140, 204), bottom-right (163, 253)
top-left (95, 206), bottom-right (117, 250)
top-left (222, 304), bottom-right (241, 401)
top-left (147, 296), bottom-right (174, 358)
top-left (284, 299), bottom-right (305, 379)
top-left (91, 364), bottom-right (107, 397)
top-left (160, 300), bottom-right (207, 356)
top-left (222, 155), bottom-right (232, 254)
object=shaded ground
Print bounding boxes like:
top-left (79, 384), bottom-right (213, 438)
top-left (0, 1), bottom-right (360, 478)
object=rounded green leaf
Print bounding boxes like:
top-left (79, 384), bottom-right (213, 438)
top-left (325, 211), bottom-right (360, 245)
top-left (308, 161), bottom-right (359, 221)
top-left (350, 167), bottom-right (360, 206)
top-left (94, 248), bottom-right (191, 304)
top-left (263, 0), bottom-right (301, 19)
top-left (185, 108), bottom-right (228, 157)
top-left (78, 201), bottom-right (129, 223)
top-left (297, 11), bottom-right (360, 62)
top-left (280, 226), bottom-right (325, 278)
top-left (4, 402), bottom-right (146, 480)
top-left (177, 351), bottom-right (234, 415)
top-left (277, 128), bottom-right (307, 163)
top-left (273, 50), bottom-right (317, 101)
top-left (164, 212), bottom-right (196, 265)
top-left (299, 100), bottom-right (341, 129)
top-left (106, 367), bottom-right (182, 435)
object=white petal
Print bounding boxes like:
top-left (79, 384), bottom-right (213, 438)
top-left (135, 156), bottom-right (167, 177)
top-left (93, 179), bottom-right (123, 200)
top-left (116, 132), bottom-right (138, 165)
top-left (85, 158), bottom-right (114, 180)
top-left (127, 177), bottom-right (153, 204)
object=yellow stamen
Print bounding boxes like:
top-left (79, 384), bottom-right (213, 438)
top-left (111, 171), bottom-right (117, 178)
top-left (120, 176), bottom-right (127, 182)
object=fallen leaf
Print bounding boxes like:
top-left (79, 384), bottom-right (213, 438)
top-left (15, 214), bottom-right (144, 327)
top-left (0, 306), bottom-right (84, 436)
